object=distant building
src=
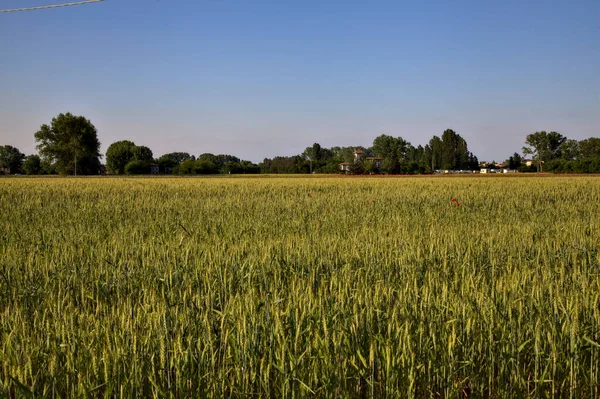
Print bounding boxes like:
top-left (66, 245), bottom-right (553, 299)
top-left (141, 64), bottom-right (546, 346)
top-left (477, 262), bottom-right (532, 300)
top-left (0, 167), bottom-right (10, 175)
top-left (353, 149), bottom-right (365, 162)
top-left (365, 156), bottom-right (384, 169)
top-left (339, 162), bottom-right (352, 173)
top-left (150, 163), bottom-right (160, 175)
top-left (339, 149), bottom-right (385, 173)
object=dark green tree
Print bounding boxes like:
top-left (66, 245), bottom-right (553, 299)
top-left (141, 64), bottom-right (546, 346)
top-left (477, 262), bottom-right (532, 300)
top-left (348, 158), bottom-right (365, 175)
top-left (158, 152), bottom-right (193, 165)
top-left (125, 160), bottom-right (151, 175)
top-left (34, 113), bottom-right (101, 175)
top-left (428, 136), bottom-right (443, 170)
top-left (578, 138), bottom-right (600, 159)
top-left (22, 154), bottom-right (42, 175)
top-left (106, 140), bottom-right (136, 174)
top-left (371, 134), bottom-right (411, 174)
top-left (302, 143), bottom-right (322, 174)
top-left (0, 145), bottom-right (25, 173)
top-left (179, 159), bottom-right (197, 174)
top-left (522, 131), bottom-right (566, 172)
top-left (507, 152), bottom-right (523, 169)
top-left (132, 146), bottom-right (154, 162)
top-left (195, 160), bottom-right (219, 174)
top-left (559, 139), bottom-right (580, 160)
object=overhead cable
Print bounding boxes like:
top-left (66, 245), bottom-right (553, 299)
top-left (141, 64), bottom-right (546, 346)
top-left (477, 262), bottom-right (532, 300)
top-left (0, 0), bottom-right (103, 13)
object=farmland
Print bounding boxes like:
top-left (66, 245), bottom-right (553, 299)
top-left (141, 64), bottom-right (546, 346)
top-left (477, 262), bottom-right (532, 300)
top-left (1, 176), bottom-right (599, 397)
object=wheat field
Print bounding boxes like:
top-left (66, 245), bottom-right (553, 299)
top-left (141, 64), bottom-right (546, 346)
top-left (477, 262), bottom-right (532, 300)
top-left (1, 176), bottom-right (599, 397)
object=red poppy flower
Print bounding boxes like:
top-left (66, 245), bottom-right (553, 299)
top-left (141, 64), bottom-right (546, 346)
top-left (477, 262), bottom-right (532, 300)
top-left (451, 198), bottom-right (457, 202)
top-left (457, 202), bottom-right (461, 207)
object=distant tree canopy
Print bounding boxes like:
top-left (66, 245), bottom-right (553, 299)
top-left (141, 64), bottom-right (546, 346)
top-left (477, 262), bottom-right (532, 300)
top-left (507, 152), bottom-right (523, 170)
top-left (260, 156), bottom-right (309, 174)
top-left (22, 154), bottom-right (42, 175)
top-left (157, 152), bottom-right (194, 169)
top-left (522, 131), bottom-right (567, 172)
top-left (259, 129), bottom-right (479, 175)
top-left (512, 133), bottom-right (600, 174)
top-left (578, 138), bottom-right (600, 160)
top-left (173, 153), bottom-right (259, 175)
top-left (0, 145), bottom-right (25, 173)
top-left (34, 113), bottom-right (101, 175)
top-left (106, 140), bottom-right (136, 174)
top-left (16, 113), bottom-right (600, 176)
top-left (132, 146), bottom-right (153, 162)
top-left (106, 140), bottom-right (155, 175)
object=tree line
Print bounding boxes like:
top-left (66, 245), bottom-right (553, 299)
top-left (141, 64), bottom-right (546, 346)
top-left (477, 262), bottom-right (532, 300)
top-left (1, 112), bottom-right (599, 175)
top-left (263, 130), bottom-right (479, 174)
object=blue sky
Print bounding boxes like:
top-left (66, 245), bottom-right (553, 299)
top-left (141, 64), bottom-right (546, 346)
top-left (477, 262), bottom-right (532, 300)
top-left (1, 0), bottom-right (598, 163)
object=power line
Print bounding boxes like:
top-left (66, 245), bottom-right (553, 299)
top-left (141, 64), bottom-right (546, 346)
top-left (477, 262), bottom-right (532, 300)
top-left (0, 0), bottom-right (103, 13)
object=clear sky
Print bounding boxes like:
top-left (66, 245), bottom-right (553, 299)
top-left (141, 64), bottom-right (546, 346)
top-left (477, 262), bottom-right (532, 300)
top-left (1, 0), bottom-right (598, 163)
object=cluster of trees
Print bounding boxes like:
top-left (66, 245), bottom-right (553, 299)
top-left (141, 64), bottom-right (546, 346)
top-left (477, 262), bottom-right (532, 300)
top-left (519, 132), bottom-right (600, 173)
top-left (1, 112), bottom-right (260, 176)
top-left (2, 112), bottom-right (599, 176)
top-left (0, 147), bottom-right (51, 175)
top-left (35, 113), bottom-right (102, 175)
top-left (1, 113), bottom-right (101, 175)
top-left (105, 142), bottom-right (261, 175)
top-left (105, 140), bottom-right (154, 174)
top-left (260, 129), bottom-right (478, 174)
top-left (176, 153), bottom-right (260, 175)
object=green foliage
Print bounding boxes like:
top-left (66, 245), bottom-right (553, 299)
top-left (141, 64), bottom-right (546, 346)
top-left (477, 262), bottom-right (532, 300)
top-left (34, 112), bottom-right (102, 175)
top-left (1, 176), bottom-right (600, 397)
top-left (302, 143), bottom-right (322, 173)
top-left (522, 131), bottom-right (566, 172)
top-left (507, 152), bottom-right (523, 169)
top-left (157, 152), bottom-right (194, 170)
top-left (348, 158), bottom-right (365, 174)
top-left (106, 140), bottom-right (136, 175)
top-left (438, 129), bottom-right (477, 170)
top-left (0, 145), bottom-right (25, 173)
top-left (131, 145), bottom-right (153, 162)
top-left (21, 155), bottom-right (42, 175)
top-left (545, 158), bottom-right (600, 174)
top-left (578, 137), bottom-right (600, 159)
top-left (560, 139), bottom-right (580, 160)
top-left (260, 156), bottom-right (309, 174)
top-left (194, 160), bottom-right (218, 174)
top-left (178, 159), bottom-right (196, 175)
top-left (371, 135), bottom-right (410, 173)
top-left (124, 160), bottom-right (151, 175)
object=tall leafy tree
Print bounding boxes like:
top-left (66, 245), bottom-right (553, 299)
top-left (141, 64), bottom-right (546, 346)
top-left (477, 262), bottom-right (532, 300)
top-left (34, 112), bottom-right (101, 175)
top-left (559, 139), bottom-right (580, 160)
top-left (441, 129), bottom-right (460, 169)
top-left (0, 145), bottom-right (25, 173)
top-left (106, 140), bottom-right (136, 174)
top-left (302, 143), bottom-right (322, 174)
top-left (131, 146), bottom-right (154, 162)
top-left (522, 131), bottom-right (566, 172)
top-left (578, 138), bottom-right (600, 159)
top-left (158, 152), bottom-right (193, 165)
top-left (22, 154), bottom-right (42, 175)
top-left (428, 136), bottom-right (443, 170)
top-left (371, 134), bottom-right (411, 173)
top-left (507, 152), bottom-right (523, 169)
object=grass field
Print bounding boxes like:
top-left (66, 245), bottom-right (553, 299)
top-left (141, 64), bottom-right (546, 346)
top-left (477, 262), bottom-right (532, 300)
top-left (1, 176), bottom-right (599, 397)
